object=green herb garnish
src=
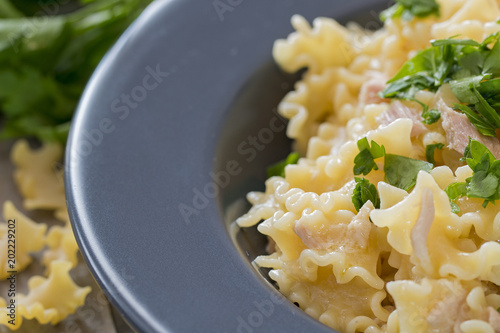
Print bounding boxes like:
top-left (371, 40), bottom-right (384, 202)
top-left (353, 138), bottom-right (433, 191)
top-left (352, 177), bottom-right (380, 212)
top-left (445, 182), bottom-right (467, 213)
top-left (353, 137), bottom-right (386, 175)
top-left (422, 108), bottom-right (441, 125)
top-left (425, 143), bottom-right (444, 164)
top-left (267, 152), bottom-right (300, 178)
top-left (380, 0), bottom-right (440, 22)
top-left (445, 139), bottom-right (500, 209)
top-left (381, 33), bottom-right (500, 138)
top-left (0, 0), bottom-right (152, 143)
top-left (384, 154), bottom-right (433, 191)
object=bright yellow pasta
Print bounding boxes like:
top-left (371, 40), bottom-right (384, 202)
top-left (0, 261), bottom-right (91, 330)
top-left (0, 140), bottom-right (90, 330)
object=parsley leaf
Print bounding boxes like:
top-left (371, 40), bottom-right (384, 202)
top-left (267, 152), bottom-right (300, 178)
top-left (449, 75), bottom-right (485, 104)
top-left (444, 182), bottom-right (467, 213)
top-left (467, 154), bottom-right (499, 201)
top-left (454, 103), bottom-right (496, 137)
top-left (445, 182), bottom-right (467, 201)
top-left (353, 137), bottom-right (386, 176)
top-left (463, 138), bottom-right (496, 169)
top-left (353, 138), bottom-right (434, 192)
top-left (463, 139), bottom-right (500, 206)
top-left (0, 0), bottom-right (23, 18)
top-left (384, 154), bottom-right (433, 191)
top-left (425, 143), bottom-right (444, 164)
top-left (483, 35), bottom-right (500, 76)
top-left (449, 202), bottom-right (460, 213)
top-left (422, 108), bottom-right (441, 124)
top-left (446, 139), bottom-right (500, 208)
top-left (352, 177), bottom-right (380, 212)
top-left (380, 0), bottom-right (440, 21)
top-left (381, 44), bottom-right (454, 100)
top-left (469, 85), bottom-right (500, 134)
top-left (381, 50), bottom-right (437, 99)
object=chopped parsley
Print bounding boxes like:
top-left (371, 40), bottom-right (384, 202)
top-left (353, 137), bottom-right (385, 175)
top-left (425, 143), bottom-right (444, 164)
top-left (267, 152), bottom-right (300, 178)
top-left (384, 154), bottom-right (433, 191)
top-left (422, 108), bottom-right (441, 125)
top-left (380, 33), bottom-right (500, 137)
top-left (444, 182), bottom-right (467, 213)
top-left (445, 139), bottom-right (500, 209)
top-left (352, 177), bottom-right (380, 212)
top-left (353, 138), bottom-right (433, 191)
top-left (380, 0), bottom-right (440, 22)
top-left (352, 137), bottom-right (500, 212)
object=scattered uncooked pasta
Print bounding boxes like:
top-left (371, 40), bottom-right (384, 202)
top-left (236, 0), bottom-right (500, 331)
top-left (0, 260), bottom-right (91, 329)
top-left (11, 140), bottom-right (66, 211)
top-left (0, 140), bottom-right (89, 330)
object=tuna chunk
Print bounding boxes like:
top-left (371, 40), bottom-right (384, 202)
top-left (294, 203), bottom-right (373, 250)
top-left (411, 188), bottom-right (434, 272)
top-left (376, 100), bottom-right (428, 137)
top-left (426, 284), bottom-right (467, 333)
top-left (487, 307), bottom-right (500, 333)
top-left (360, 78), bottom-right (388, 105)
top-left (346, 203), bottom-right (373, 250)
top-left (439, 100), bottom-right (500, 159)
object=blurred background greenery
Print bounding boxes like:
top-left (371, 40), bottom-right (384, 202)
top-left (0, 0), bottom-right (152, 143)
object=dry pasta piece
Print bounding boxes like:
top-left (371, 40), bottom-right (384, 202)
top-left (1, 139), bottom-right (89, 330)
top-left (11, 140), bottom-right (65, 211)
top-left (0, 201), bottom-right (46, 279)
top-left (42, 222), bottom-right (79, 273)
top-left (0, 260), bottom-right (91, 330)
top-left (42, 206), bottom-right (79, 273)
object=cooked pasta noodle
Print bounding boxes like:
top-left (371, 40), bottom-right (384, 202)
top-left (236, 0), bottom-right (500, 331)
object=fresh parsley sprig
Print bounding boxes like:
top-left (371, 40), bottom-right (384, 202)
top-left (445, 139), bottom-right (500, 210)
top-left (445, 182), bottom-right (466, 214)
top-left (352, 177), bottom-right (380, 212)
top-left (353, 137), bottom-right (385, 175)
top-left (422, 108), bottom-right (441, 125)
top-left (452, 82), bottom-right (500, 137)
top-left (380, 0), bottom-right (440, 22)
top-left (383, 154), bottom-right (433, 191)
top-left (425, 143), bottom-right (444, 165)
top-left (381, 33), bottom-right (500, 137)
top-left (353, 137), bottom-right (433, 191)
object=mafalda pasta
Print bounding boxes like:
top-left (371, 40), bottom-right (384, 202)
top-left (236, 0), bottom-right (500, 332)
top-left (0, 141), bottom-right (89, 330)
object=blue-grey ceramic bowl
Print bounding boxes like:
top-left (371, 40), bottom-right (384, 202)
top-left (66, 0), bottom-right (388, 332)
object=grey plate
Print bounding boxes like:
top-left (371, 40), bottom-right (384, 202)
top-left (66, 0), bottom-right (387, 332)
